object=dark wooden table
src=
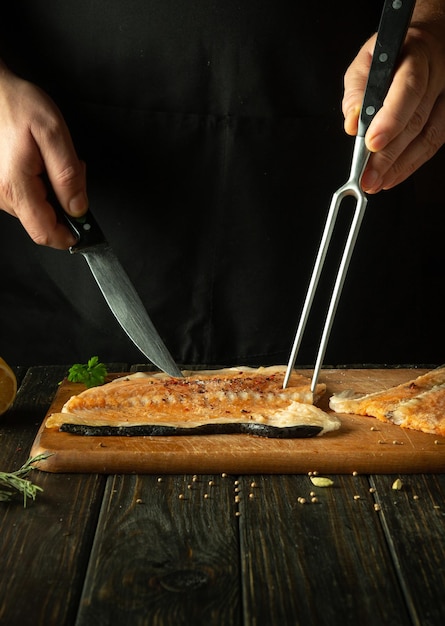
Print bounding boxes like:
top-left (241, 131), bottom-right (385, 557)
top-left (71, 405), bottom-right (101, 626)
top-left (1, 364), bottom-right (444, 626)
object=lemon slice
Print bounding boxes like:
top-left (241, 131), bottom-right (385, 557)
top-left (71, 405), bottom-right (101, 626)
top-left (0, 357), bottom-right (17, 416)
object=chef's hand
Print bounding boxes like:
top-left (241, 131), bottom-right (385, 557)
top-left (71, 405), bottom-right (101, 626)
top-left (342, 3), bottom-right (445, 194)
top-left (0, 62), bottom-right (88, 249)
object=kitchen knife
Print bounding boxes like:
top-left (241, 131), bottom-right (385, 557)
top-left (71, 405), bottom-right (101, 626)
top-left (62, 209), bottom-right (183, 378)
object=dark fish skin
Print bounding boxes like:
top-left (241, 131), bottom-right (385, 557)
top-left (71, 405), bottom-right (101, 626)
top-left (60, 422), bottom-right (323, 438)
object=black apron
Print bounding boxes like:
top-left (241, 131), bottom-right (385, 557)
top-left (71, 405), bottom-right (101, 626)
top-left (1, 1), bottom-right (444, 367)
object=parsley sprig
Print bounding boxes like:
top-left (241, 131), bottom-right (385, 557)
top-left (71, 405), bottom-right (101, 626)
top-left (67, 356), bottom-right (108, 388)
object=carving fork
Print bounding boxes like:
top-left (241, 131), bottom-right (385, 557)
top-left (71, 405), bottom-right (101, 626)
top-left (284, 0), bottom-right (416, 390)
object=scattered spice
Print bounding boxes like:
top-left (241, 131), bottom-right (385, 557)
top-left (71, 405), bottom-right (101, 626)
top-left (297, 497), bottom-right (307, 504)
top-left (353, 495), bottom-right (361, 500)
top-left (352, 471), bottom-right (359, 477)
top-left (178, 494), bottom-right (185, 500)
top-left (413, 495), bottom-right (419, 501)
top-left (374, 503), bottom-right (381, 511)
top-left (392, 478), bottom-right (403, 490)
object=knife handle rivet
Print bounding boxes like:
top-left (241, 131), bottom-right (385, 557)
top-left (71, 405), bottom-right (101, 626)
top-left (82, 223), bottom-right (91, 231)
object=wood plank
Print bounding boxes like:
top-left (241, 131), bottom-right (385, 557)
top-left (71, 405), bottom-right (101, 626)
top-left (238, 474), bottom-right (411, 626)
top-left (0, 365), bottom-right (70, 471)
top-left (0, 364), bottom-right (126, 626)
top-left (31, 369), bottom-right (445, 474)
top-left (76, 474), bottom-right (241, 626)
top-left (0, 472), bottom-right (106, 626)
top-left (370, 474), bottom-right (445, 626)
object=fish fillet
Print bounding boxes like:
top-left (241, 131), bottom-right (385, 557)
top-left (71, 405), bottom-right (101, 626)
top-left (47, 366), bottom-right (340, 438)
top-left (329, 366), bottom-right (445, 437)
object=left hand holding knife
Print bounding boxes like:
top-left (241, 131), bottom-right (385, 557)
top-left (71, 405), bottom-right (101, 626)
top-left (0, 59), bottom-right (88, 249)
top-left (0, 62), bottom-right (181, 377)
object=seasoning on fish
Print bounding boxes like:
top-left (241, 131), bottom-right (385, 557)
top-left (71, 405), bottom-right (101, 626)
top-left (329, 366), bottom-right (445, 437)
top-left (46, 366), bottom-right (340, 438)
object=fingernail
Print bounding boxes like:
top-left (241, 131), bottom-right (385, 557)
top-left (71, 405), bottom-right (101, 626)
top-left (367, 133), bottom-right (389, 152)
top-left (69, 191), bottom-right (88, 216)
top-left (361, 169), bottom-right (380, 192)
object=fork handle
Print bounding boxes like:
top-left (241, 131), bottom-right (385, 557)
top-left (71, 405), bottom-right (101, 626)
top-left (358, 0), bottom-right (416, 137)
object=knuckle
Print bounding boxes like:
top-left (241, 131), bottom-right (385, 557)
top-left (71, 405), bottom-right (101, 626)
top-left (30, 230), bottom-right (50, 247)
top-left (420, 123), bottom-right (445, 158)
top-left (54, 163), bottom-right (83, 188)
top-left (404, 70), bottom-right (428, 103)
top-left (342, 89), bottom-right (362, 116)
top-left (0, 176), bottom-right (23, 213)
top-left (376, 146), bottom-right (398, 170)
top-left (389, 157), bottom-right (406, 179)
top-left (406, 108), bottom-right (427, 136)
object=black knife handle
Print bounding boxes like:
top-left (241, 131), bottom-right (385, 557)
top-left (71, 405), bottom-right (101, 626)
top-left (358, 0), bottom-right (416, 137)
top-left (43, 172), bottom-right (107, 251)
top-left (62, 209), bottom-right (107, 252)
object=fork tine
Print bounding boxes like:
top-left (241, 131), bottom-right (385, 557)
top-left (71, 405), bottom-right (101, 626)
top-left (309, 191), bottom-right (367, 392)
top-left (283, 136), bottom-right (370, 390)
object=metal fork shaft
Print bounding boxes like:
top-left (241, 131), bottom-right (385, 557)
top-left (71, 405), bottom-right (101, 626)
top-left (283, 137), bottom-right (370, 390)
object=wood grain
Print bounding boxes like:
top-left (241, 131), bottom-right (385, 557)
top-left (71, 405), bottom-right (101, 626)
top-left (0, 364), bottom-right (127, 626)
top-left (238, 474), bottom-right (411, 626)
top-left (76, 474), bottom-right (241, 626)
top-left (30, 369), bottom-right (445, 474)
top-left (371, 474), bottom-right (445, 626)
top-left (2, 365), bottom-right (445, 626)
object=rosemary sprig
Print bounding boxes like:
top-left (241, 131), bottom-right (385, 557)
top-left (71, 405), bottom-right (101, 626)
top-left (0, 453), bottom-right (51, 507)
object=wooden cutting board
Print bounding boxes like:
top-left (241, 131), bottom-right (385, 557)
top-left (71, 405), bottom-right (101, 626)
top-left (31, 369), bottom-right (445, 474)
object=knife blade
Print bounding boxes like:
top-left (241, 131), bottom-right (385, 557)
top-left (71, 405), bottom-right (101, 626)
top-left (62, 209), bottom-right (183, 378)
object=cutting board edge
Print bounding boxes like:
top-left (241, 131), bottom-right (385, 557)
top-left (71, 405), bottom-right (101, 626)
top-left (29, 368), bottom-right (445, 475)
